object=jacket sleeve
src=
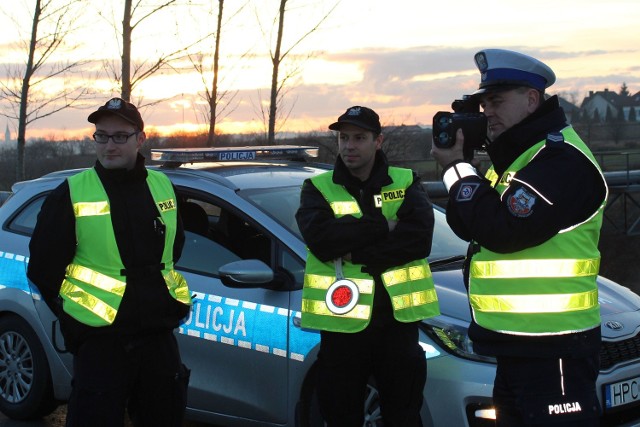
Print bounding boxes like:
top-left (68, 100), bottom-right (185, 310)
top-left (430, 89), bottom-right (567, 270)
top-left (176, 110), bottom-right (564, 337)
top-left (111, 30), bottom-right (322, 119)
top-left (295, 179), bottom-right (389, 262)
top-left (27, 181), bottom-right (76, 314)
top-left (351, 175), bottom-right (435, 273)
top-left (445, 143), bottom-right (606, 253)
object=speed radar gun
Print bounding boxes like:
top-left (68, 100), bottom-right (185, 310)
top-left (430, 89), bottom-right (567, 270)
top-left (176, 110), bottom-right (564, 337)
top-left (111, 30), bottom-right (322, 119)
top-left (432, 95), bottom-right (488, 161)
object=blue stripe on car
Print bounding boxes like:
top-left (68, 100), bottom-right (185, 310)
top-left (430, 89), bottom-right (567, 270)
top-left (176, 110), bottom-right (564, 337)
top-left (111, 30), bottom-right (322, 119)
top-left (5, 255), bottom-right (433, 362)
top-left (0, 252), bottom-right (31, 292)
top-left (179, 292), bottom-right (320, 362)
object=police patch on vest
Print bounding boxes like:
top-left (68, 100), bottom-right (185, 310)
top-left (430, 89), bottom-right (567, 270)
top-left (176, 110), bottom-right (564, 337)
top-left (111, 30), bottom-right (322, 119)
top-left (456, 183), bottom-right (479, 202)
top-left (508, 187), bottom-right (536, 217)
top-left (499, 171), bottom-right (516, 186)
top-left (375, 190), bottom-right (405, 208)
top-left (548, 401), bottom-right (582, 415)
top-left (157, 198), bottom-right (176, 212)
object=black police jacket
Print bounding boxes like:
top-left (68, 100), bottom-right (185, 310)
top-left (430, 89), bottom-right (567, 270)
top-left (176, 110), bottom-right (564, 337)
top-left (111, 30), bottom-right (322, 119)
top-left (295, 150), bottom-right (435, 326)
top-left (446, 96), bottom-right (607, 358)
top-left (27, 154), bottom-right (189, 353)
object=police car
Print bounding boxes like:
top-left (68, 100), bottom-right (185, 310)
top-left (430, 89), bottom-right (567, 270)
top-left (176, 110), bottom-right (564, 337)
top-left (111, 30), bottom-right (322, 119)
top-left (1, 145), bottom-right (640, 427)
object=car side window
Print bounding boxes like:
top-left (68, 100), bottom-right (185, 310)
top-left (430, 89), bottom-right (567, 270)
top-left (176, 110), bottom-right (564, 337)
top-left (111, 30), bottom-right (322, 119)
top-left (6, 195), bottom-right (46, 235)
top-left (176, 197), bottom-right (273, 276)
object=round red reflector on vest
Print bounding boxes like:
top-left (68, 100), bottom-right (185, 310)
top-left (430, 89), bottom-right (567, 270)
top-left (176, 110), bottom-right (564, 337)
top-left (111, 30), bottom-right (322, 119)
top-left (331, 285), bottom-right (353, 307)
top-left (326, 279), bottom-right (359, 315)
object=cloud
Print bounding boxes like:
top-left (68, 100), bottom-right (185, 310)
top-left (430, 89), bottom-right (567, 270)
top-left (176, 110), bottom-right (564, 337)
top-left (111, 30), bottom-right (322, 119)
top-left (4, 44), bottom-right (640, 139)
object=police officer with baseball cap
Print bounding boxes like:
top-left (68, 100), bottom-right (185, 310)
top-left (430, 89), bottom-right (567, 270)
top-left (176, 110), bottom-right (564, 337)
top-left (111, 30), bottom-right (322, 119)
top-left (297, 106), bottom-right (440, 425)
top-left (28, 97), bottom-right (192, 426)
top-left (88, 97), bottom-right (145, 131)
top-left (328, 105), bottom-right (382, 134)
top-left (431, 49), bottom-right (608, 426)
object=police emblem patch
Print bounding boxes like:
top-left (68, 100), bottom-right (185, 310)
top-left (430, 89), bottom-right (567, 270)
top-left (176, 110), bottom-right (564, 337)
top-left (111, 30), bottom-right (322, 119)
top-left (508, 187), bottom-right (536, 217)
top-left (107, 98), bottom-right (122, 110)
top-left (456, 183), bottom-right (479, 202)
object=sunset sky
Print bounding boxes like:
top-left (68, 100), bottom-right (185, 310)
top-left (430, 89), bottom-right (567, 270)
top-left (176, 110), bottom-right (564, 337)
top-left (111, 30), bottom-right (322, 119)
top-left (1, 0), bottom-right (639, 141)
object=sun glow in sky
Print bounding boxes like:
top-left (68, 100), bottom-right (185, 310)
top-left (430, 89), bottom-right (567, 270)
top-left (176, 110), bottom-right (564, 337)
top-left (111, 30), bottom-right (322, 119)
top-left (1, 0), bottom-right (639, 141)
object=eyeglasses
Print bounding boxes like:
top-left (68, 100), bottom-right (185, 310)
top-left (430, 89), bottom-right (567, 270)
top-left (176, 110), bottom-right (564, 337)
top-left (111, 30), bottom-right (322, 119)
top-left (93, 131), bottom-right (139, 144)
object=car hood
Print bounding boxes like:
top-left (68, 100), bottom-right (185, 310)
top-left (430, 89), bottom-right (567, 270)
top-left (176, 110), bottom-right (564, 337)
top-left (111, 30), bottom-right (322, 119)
top-left (597, 275), bottom-right (640, 340)
top-left (432, 269), bottom-right (640, 339)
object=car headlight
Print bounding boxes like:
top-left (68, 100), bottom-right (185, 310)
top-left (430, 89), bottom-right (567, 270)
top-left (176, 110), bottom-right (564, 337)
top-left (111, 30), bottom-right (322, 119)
top-left (421, 317), bottom-right (496, 364)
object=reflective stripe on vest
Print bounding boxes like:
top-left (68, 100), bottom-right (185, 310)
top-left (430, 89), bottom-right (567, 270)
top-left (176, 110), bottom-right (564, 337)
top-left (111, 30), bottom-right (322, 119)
top-left (74, 201), bottom-right (110, 217)
top-left (469, 127), bottom-right (606, 335)
top-left (470, 289), bottom-right (598, 314)
top-left (301, 168), bottom-right (439, 333)
top-left (62, 168), bottom-right (191, 327)
top-left (382, 263), bottom-right (438, 311)
top-left (330, 201), bottom-right (360, 215)
top-left (471, 258), bottom-right (600, 279)
top-left (304, 273), bottom-right (375, 293)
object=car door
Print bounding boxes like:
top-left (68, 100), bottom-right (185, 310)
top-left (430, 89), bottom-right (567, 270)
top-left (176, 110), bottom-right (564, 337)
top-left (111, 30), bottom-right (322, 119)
top-left (174, 191), bottom-right (296, 424)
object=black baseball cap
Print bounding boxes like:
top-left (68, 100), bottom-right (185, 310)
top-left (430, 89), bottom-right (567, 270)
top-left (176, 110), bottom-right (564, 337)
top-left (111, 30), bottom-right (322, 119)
top-left (329, 106), bottom-right (381, 134)
top-left (88, 97), bottom-right (144, 131)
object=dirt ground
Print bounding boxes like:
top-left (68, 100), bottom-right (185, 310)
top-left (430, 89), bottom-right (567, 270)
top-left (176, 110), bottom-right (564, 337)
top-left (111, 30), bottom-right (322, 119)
top-left (31, 407), bottom-right (207, 427)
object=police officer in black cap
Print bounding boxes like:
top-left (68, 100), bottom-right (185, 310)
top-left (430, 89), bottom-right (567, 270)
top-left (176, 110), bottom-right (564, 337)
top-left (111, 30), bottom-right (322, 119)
top-left (431, 49), bottom-right (608, 426)
top-left (28, 97), bottom-right (192, 427)
top-left (296, 106), bottom-right (440, 425)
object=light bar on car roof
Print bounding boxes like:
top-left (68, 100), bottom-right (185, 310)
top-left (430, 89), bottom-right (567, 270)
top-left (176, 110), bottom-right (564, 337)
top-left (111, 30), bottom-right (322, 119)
top-left (150, 145), bottom-right (319, 164)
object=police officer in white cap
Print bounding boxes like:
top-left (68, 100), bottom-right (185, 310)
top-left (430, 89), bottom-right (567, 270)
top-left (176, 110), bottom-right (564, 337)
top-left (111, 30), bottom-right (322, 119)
top-left (432, 49), bottom-right (608, 426)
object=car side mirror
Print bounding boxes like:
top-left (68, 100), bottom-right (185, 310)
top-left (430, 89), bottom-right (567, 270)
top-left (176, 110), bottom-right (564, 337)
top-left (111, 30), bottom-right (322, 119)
top-left (218, 259), bottom-right (274, 288)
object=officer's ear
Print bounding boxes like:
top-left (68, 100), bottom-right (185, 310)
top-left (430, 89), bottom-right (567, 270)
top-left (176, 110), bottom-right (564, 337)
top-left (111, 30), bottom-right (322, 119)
top-left (526, 89), bottom-right (541, 113)
top-left (136, 131), bottom-right (146, 150)
top-left (375, 133), bottom-right (384, 150)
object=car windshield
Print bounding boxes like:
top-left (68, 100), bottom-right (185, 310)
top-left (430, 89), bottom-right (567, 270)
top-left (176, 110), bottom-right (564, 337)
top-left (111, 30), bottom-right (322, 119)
top-left (241, 186), bottom-right (468, 263)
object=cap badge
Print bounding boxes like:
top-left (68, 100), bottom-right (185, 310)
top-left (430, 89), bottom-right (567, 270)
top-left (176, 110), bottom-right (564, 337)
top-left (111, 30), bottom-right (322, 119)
top-left (475, 52), bottom-right (488, 71)
top-left (107, 98), bottom-right (122, 110)
top-left (347, 107), bottom-right (362, 116)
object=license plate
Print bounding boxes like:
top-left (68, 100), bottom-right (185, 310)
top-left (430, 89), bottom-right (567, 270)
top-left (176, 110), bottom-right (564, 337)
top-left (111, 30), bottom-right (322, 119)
top-left (604, 376), bottom-right (640, 410)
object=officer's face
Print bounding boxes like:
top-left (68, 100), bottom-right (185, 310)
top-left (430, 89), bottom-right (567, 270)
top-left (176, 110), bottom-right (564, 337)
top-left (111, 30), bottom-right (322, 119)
top-left (479, 87), bottom-right (540, 140)
top-left (337, 124), bottom-right (383, 181)
top-left (94, 115), bottom-right (145, 170)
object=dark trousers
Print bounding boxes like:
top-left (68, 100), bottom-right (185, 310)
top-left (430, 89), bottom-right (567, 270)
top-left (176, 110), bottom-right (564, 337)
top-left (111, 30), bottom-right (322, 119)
top-left (493, 353), bottom-right (601, 426)
top-left (66, 331), bottom-right (189, 427)
top-left (316, 321), bottom-right (426, 427)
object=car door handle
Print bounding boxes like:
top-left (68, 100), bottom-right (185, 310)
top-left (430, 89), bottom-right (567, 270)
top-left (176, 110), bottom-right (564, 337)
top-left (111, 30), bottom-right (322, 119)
top-left (292, 315), bottom-right (302, 328)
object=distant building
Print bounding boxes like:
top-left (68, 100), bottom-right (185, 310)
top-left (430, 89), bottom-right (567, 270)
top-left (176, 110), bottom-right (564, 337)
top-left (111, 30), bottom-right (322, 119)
top-left (579, 87), bottom-right (640, 123)
top-left (3, 123), bottom-right (11, 150)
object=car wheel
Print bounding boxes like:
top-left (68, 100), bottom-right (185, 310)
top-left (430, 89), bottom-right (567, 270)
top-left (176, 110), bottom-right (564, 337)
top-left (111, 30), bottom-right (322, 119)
top-left (297, 367), bottom-right (383, 427)
top-left (0, 315), bottom-right (58, 419)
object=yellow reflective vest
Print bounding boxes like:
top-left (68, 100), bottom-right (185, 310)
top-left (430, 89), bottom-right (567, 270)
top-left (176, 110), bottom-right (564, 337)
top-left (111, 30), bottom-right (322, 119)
top-left (470, 127), bottom-right (607, 335)
top-left (61, 168), bottom-right (192, 327)
top-left (301, 167), bottom-right (440, 333)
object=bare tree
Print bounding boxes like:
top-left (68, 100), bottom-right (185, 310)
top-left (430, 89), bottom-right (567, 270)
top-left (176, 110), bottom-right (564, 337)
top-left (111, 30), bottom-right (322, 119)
top-left (99, 0), bottom-right (210, 103)
top-left (188, 0), bottom-right (250, 146)
top-left (206, 0), bottom-right (225, 144)
top-left (256, 0), bottom-right (340, 145)
top-left (0, 0), bottom-right (91, 182)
